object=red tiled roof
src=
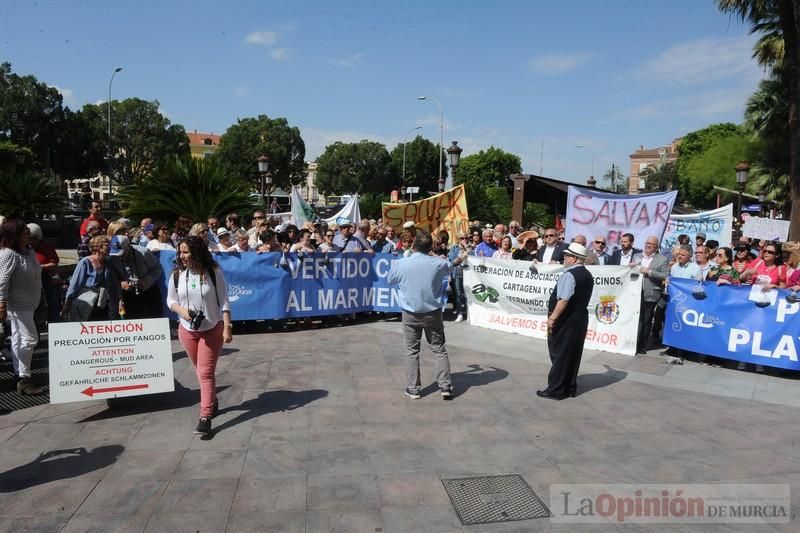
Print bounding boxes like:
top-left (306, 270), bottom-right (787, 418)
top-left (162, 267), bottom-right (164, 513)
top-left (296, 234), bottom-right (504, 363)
top-left (187, 131), bottom-right (221, 146)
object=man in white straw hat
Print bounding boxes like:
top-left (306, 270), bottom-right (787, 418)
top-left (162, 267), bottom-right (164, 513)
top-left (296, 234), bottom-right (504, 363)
top-left (537, 242), bottom-right (593, 400)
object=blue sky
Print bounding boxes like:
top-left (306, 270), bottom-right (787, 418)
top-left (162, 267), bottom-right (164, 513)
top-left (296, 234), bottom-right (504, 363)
top-left (2, 0), bottom-right (761, 185)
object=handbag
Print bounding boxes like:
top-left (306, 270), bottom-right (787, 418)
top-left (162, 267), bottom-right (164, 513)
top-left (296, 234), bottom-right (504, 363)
top-left (69, 286), bottom-right (109, 321)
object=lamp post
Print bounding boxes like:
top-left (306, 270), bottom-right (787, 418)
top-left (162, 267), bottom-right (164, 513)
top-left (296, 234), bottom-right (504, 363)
top-left (107, 67), bottom-right (123, 204)
top-left (446, 140), bottom-right (462, 189)
top-left (437, 176), bottom-right (445, 193)
top-left (257, 155), bottom-right (270, 206)
top-left (402, 125), bottom-right (422, 186)
top-left (758, 190), bottom-right (766, 218)
top-left (417, 96), bottom-right (444, 189)
top-left (576, 144), bottom-right (594, 178)
top-left (587, 176), bottom-right (597, 187)
top-left (400, 185), bottom-right (407, 202)
top-left (735, 160), bottom-right (750, 239)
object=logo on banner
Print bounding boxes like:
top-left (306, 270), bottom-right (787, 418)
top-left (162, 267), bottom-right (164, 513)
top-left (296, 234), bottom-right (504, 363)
top-left (471, 283), bottom-right (499, 303)
top-left (681, 309), bottom-right (723, 329)
top-left (595, 295), bottom-right (620, 324)
top-left (228, 284), bottom-right (254, 302)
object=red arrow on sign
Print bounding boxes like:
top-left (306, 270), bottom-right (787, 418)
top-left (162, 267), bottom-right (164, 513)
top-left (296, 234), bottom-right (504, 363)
top-left (81, 384), bottom-right (149, 397)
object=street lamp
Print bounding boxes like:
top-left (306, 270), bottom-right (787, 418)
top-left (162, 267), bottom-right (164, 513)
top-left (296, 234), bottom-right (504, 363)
top-left (437, 176), bottom-right (445, 193)
top-left (735, 160), bottom-right (750, 238)
top-left (257, 155), bottom-right (270, 206)
top-left (107, 67), bottom-right (123, 204)
top-left (402, 126), bottom-right (422, 186)
top-left (757, 190), bottom-right (766, 218)
top-left (446, 141), bottom-right (462, 188)
top-left (576, 144), bottom-right (594, 178)
top-left (417, 96), bottom-right (444, 189)
top-left (587, 176), bottom-right (597, 187)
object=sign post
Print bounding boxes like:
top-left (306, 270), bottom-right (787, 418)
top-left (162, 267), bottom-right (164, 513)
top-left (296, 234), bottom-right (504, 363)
top-left (48, 318), bottom-right (175, 404)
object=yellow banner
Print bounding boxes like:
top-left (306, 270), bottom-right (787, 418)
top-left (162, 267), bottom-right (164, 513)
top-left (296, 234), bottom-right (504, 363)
top-left (382, 184), bottom-right (470, 237)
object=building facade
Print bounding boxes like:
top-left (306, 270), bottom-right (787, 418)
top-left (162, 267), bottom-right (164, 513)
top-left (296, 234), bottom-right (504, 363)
top-left (187, 131), bottom-right (221, 159)
top-left (628, 138), bottom-right (680, 194)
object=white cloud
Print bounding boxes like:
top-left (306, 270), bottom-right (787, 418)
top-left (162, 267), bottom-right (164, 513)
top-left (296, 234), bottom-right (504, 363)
top-left (50, 85), bottom-right (76, 106)
top-left (245, 31), bottom-right (278, 46)
top-left (636, 35), bottom-right (762, 86)
top-left (271, 47), bottom-right (290, 61)
top-left (233, 87), bottom-right (249, 98)
top-left (621, 83), bottom-right (757, 121)
top-left (529, 53), bottom-right (592, 75)
top-left (328, 52), bottom-right (365, 68)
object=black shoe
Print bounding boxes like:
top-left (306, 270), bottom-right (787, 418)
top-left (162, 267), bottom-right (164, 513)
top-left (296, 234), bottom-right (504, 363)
top-left (195, 417), bottom-right (212, 435)
top-left (440, 387), bottom-right (453, 400)
top-left (212, 399), bottom-right (219, 418)
top-left (16, 378), bottom-right (43, 396)
top-left (568, 387), bottom-right (577, 398)
top-left (536, 389), bottom-right (565, 400)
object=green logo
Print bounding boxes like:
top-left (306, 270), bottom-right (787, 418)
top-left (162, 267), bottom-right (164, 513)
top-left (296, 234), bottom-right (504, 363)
top-left (472, 283), bottom-right (499, 303)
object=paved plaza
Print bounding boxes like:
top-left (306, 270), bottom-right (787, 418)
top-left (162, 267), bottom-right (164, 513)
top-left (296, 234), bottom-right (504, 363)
top-left (0, 316), bottom-right (799, 532)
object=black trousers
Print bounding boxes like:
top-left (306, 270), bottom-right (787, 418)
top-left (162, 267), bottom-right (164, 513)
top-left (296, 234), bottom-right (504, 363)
top-left (121, 284), bottom-right (163, 319)
top-left (546, 316), bottom-right (588, 396)
top-left (637, 300), bottom-right (658, 352)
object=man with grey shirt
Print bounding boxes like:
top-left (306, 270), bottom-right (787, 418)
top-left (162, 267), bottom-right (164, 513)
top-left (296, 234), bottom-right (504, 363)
top-left (388, 231), bottom-right (453, 400)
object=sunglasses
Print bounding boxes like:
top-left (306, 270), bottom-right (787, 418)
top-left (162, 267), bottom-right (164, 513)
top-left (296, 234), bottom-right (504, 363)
top-left (544, 234), bottom-right (556, 238)
top-left (594, 240), bottom-right (605, 244)
top-left (764, 250), bottom-right (777, 255)
top-left (325, 234), bottom-right (334, 237)
top-left (253, 215), bottom-right (265, 220)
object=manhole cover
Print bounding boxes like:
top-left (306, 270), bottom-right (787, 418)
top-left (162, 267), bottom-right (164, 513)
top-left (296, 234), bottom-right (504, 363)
top-left (442, 474), bottom-right (550, 526)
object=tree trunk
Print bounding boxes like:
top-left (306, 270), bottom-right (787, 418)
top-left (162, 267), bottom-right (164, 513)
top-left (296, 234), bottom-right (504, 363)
top-left (781, 0), bottom-right (800, 239)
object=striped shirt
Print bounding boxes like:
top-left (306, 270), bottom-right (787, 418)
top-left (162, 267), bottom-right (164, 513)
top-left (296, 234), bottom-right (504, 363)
top-left (0, 248), bottom-right (43, 312)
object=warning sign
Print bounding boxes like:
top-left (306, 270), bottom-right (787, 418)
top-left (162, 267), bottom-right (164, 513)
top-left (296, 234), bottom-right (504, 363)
top-left (48, 318), bottom-right (175, 404)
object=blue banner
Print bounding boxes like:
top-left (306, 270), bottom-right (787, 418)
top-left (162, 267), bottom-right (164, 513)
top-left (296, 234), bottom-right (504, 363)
top-left (664, 278), bottom-right (800, 370)
top-left (157, 251), bottom-right (411, 319)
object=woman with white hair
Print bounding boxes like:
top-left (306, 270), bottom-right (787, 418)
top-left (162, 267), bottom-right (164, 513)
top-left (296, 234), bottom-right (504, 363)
top-left (28, 223), bottom-right (62, 324)
top-left (0, 219), bottom-right (44, 395)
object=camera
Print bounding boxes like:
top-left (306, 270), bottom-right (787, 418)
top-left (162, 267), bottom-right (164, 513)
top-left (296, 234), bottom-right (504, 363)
top-left (188, 309), bottom-right (205, 330)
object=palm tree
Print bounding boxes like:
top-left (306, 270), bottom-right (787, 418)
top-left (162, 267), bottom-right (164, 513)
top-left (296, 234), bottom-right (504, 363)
top-left (116, 155), bottom-right (254, 223)
top-left (0, 172), bottom-right (64, 219)
top-left (716, 0), bottom-right (799, 238)
top-left (638, 162), bottom-right (677, 193)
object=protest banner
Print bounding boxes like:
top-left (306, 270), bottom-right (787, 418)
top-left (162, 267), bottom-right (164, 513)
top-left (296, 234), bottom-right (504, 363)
top-left (662, 204), bottom-right (733, 254)
top-left (48, 318), bottom-right (174, 404)
top-left (565, 186), bottom-right (677, 254)
top-left (382, 184), bottom-right (469, 237)
top-left (664, 278), bottom-right (800, 370)
top-left (157, 251), bottom-right (423, 320)
top-left (742, 216), bottom-right (790, 243)
top-left (463, 258), bottom-right (642, 356)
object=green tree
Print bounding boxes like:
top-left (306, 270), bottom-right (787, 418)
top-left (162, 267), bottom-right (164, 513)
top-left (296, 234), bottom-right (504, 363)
top-left (601, 165), bottom-right (628, 193)
top-left (0, 172), bottom-right (64, 219)
top-left (455, 146), bottom-right (522, 222)
top-left (683, 134), bottom-right (758, 208)
top-left (358, 192), bottom-right (386, 220)
top-left (717, 0), bottom-right (800, 238)
top-left (639, 161), bottom-right (677, 193)
top-left (216, 115), bottom-right (306, 193)
top-left (315, 140), bottom-right (392, 195)
top-left (78, 98), bottom-right (188, 186)
top-left (116, 156), bottom-right (254, 223)
top-left (0, 62), bottom-right (68, 174)
top-left (388, 135), bottom-right (446, 190)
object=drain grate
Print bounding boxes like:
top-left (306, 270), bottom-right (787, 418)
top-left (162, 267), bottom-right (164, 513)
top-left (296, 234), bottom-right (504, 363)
top-left (442, 474), bottom-right (550, 526)
top-left (0, 340), bottom-right (50, 413)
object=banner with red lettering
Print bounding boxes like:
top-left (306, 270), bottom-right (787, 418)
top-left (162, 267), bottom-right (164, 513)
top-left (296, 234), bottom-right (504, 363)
top-left (464, 258), bottom-right (642, 356)
top-left (382, 184), bottom-right (469, 237)
top-left (565, 186), bottom-right (677, 256)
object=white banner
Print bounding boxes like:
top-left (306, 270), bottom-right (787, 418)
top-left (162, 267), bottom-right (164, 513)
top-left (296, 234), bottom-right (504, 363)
top-left (566, 186), bottom-right (677, 255)
top-left (742, 216), bottom-right (790, 242)
top-left (323, 194), bottom-right (362, 225)
top-left (464, 258), bottom-right (642, 356)
top-left (662, 204), bottom-right (733, 254)
top-left (48, 318), bottom-right (175, 404)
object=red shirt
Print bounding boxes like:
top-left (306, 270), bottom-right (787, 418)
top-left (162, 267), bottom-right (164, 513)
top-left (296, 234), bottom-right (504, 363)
top-left (34, 241), bottom-right (59, 273)
top-left (79, 215), bottom-right (108, 238)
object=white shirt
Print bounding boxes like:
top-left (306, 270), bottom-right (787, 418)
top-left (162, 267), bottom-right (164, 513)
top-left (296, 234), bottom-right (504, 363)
top-left (166, 267), bottom-right (230, 332)
top-left (542, 245), bottom-right (556, 264)
top-left (620, 249), bottom-right (634, 265)
top-left (147, 240), bottom-right (175, 252)
top-left (640, 253), bottom-right (656, 269)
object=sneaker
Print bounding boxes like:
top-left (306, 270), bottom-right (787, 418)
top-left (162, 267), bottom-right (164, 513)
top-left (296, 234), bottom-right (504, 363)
top-left (16, 378), bottom-right (43, 396)
top-left (440, 387), bottom-right (453, 400)
top-left (454, 314), bottom-right (464, 323)
top-left (195, 417), bottom-right (212, 435)
top-left (404, 388), bottom-right (421, 400)
top-left (212, 399), bottom-right (219, 418)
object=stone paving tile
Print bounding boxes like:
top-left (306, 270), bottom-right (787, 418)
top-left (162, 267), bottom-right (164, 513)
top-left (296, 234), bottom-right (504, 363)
top-left (126, 423), bottom-right (194, 451)
top-left (172, 450), bottom-right (246, 479)
top-left (103, 450), bottom-right (184, 480)
top-left (307, 472), bottom-right (380, 511)
top-left (382, 504), bottom-right (464, 533)
top-left (0, 515), bottom-right (70, 533)
top-left (150, 478), bottom-right (237, 516)
top-left (60, 514), bottom-right (151, 533)
top-left (143, 511), bottom-right (229, 533)
top-left (0, 424), bottom-right (23, 446)
top-left (73, 478), bottom-right (167, 517)
top-left (376, 472), bottom-right (454, 508)
top-left (1, 478), bottom-right (98, 517)
top-left (306, 508), bottom-right (385, 533)
top-left (224, 510), bottom-right (306, 533)
top-left (230, 475), bottom-right (306, 513)
top-left (2, 423), bottom-right (84, 453)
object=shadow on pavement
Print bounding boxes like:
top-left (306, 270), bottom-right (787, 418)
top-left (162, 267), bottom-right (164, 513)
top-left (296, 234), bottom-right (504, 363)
top-left (0, 445), bottom-right (124, 491)
top-left (212, 388), bottom-right (329, 434)
top-left (422, 363), bottom-right (509, 398)
top-left (575, 364), bottom-right (627, 396)
top-left (78, 381), bottom-right (230, 422)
